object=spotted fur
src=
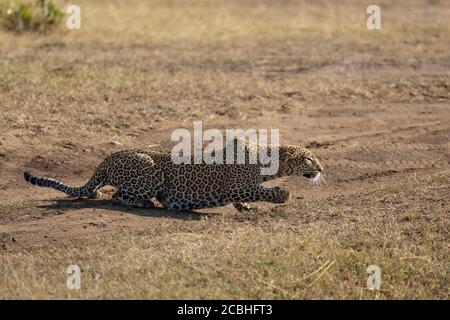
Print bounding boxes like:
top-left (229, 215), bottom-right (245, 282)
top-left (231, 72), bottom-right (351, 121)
top-left (24, 141), bottom-right (323, 211)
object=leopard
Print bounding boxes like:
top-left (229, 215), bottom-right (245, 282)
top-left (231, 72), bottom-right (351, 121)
top-left (23, 139), bottom-right (324, 212)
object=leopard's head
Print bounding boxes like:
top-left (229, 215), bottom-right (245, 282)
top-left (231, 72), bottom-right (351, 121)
top-left (278, 145), bottom-right (325, 185)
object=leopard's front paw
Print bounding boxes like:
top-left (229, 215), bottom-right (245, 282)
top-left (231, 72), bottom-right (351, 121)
top-left (272, 187), bottom-right (291, 203)
top-left (233, 202), bottom-right (254, 212)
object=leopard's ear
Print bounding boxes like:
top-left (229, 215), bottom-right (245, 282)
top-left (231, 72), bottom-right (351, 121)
top-left (280, 145), bottom-right (296, 162)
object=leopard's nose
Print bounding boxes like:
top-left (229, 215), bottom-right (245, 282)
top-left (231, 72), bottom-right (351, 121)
top-left (317, 163), bottom-right (323, 172)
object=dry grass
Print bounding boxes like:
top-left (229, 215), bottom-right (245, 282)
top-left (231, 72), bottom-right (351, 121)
top-left (1, 0), bottom-right (449, 137)
top-left (0, 171), bottom-right (448, 299)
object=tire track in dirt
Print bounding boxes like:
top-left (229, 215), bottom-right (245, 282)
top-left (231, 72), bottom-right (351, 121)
top-left (306, 116), bottom-right (450, 183)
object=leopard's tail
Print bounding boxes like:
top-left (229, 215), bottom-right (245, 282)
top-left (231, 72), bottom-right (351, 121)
top-left (24, 166), bottom-right (107, 197)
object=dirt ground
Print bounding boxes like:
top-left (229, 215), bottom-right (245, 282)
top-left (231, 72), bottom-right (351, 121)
top-left (0, 0), bottom-right (449, 299)
top-left (1, 103), bottom-right (449, 247)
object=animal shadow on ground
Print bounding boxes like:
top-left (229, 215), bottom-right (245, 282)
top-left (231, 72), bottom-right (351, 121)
top-left (38, 198), bottom-right (212, 221)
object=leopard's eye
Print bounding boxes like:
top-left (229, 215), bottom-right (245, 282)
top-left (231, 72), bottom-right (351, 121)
top-left (305, 158), bottom-right (313, 166)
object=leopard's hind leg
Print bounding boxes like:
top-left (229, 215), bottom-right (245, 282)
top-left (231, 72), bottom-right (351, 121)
top-left (112, 188), bottom-right (155, 209)
top-left (87, 190), bottom-right (103, 199)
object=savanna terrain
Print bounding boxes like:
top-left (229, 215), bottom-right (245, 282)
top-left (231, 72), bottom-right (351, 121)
top-left (0, 0), bottom-right (449, 299)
